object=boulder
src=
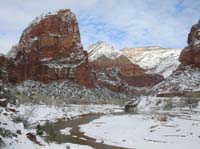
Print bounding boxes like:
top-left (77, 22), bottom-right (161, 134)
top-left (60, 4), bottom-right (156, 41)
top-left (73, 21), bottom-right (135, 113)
top-left (0, 99), bottom-right (7, 107)
top-left (124, 99), bottom-right (140, 112)
top-left (26, 133), bottom-right (37, 143)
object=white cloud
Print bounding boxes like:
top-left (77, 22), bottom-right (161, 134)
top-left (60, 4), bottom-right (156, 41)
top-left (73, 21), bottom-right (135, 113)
top-left (78, 0), bottom-right (199, 49)
top-left (0, 0), bottom-right (199, 53)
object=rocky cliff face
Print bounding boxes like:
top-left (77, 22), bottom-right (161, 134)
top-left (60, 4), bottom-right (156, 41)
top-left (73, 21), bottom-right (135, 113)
top-left (88, 42), bottom-right (164, 92)
top-left (122, 46), bottom-right (181, 78)
top-left (5, 9), bottom-right (94, 87)
top-left (179, 20), bottom-right (200, 66)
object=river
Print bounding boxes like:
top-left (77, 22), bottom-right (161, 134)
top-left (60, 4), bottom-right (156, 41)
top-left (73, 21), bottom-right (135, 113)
top-left (41, 113), bottom-right (128, 149)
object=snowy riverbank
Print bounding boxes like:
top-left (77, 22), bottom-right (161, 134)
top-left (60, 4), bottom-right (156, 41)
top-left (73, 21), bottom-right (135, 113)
top-left (0, 104), bottom-right (123, 149)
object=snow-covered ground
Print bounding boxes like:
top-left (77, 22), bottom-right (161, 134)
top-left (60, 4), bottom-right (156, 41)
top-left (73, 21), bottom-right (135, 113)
top-left (1, 101), bottom-right (200, 149)
top-left (80, 109), bottom-right (200, 149)
top-left (0, 105), bottom-right (92, 149)
top-left (17, 104), bottom-right (123, 125)
top-left (0, 104), bottom-right (122, 149)
top-left (60, 127), bottom-right (72, 135)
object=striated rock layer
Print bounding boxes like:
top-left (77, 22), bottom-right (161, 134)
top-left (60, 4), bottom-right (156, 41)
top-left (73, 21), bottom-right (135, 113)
top-left (4, 9), bottom-right (93, 87)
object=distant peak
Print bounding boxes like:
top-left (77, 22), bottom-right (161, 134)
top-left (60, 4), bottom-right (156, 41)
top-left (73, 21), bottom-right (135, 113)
top-left (87, 41), bottom-right (121, 61)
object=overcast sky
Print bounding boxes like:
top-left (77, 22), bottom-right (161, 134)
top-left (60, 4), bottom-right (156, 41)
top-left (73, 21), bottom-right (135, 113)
top-left (0, 0), bottom-right (199, 54)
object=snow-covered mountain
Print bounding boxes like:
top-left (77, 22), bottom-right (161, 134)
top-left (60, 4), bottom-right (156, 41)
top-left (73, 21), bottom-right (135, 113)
top-left (122, 47), bottom-right (181, 78)
top-left (87, 41), bottom-right (122, 61)
top-left (87, 42), bottom-right (164, 91)
top-left (88, 42), bottom-right (181, 78)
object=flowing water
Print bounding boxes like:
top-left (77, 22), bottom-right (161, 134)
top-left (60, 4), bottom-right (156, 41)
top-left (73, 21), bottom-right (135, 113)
top-left (41, 113), bottom-right (128, 149)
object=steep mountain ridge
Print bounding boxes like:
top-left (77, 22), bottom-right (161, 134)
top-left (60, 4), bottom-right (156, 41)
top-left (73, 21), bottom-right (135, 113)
top-left (122, 47), bottom-right (181, 78)
top-left (88, 42), bottom-right (181, 78)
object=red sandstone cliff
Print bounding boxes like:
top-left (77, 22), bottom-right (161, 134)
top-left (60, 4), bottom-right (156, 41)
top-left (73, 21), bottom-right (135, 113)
top-left (6, 9), bottom-right (94, 87)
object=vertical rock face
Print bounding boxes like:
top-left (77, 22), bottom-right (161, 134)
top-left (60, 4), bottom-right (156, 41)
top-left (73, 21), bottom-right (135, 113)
top-left (179, 20), bottom-right (200, 66)
top-left (8, 9), bottom-right (93, 87)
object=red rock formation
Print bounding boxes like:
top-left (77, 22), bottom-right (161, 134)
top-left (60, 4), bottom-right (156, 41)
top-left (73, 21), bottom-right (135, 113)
top-left (179, 20), bottom-right (200, 66)
top-left (91, 54), bottom-right (163, 90)
top-left (7, 9), bottom-right (94, 87)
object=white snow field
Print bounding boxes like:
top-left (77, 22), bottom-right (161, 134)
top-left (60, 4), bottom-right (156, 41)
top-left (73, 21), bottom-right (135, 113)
top-left (81, 110), bottom-right (200, 149)
top-left (1, 100), bottom-right (200, 149)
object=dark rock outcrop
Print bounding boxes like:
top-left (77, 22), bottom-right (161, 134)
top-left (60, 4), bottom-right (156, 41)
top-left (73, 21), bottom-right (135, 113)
top-left (0, 99), bottom-right (7, 107)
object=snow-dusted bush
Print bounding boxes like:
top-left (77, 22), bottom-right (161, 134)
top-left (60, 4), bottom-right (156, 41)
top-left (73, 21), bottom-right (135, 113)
top-left (13, 80), bottom-right (129, 105)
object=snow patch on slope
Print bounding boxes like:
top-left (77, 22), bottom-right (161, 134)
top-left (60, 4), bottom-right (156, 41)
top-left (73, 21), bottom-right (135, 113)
top-left (122, 47), bottom-right (181, 78)
top-left (153, 65), bottom-right (200, 93)
top-left (87, 41), bottom-right (122, 61)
